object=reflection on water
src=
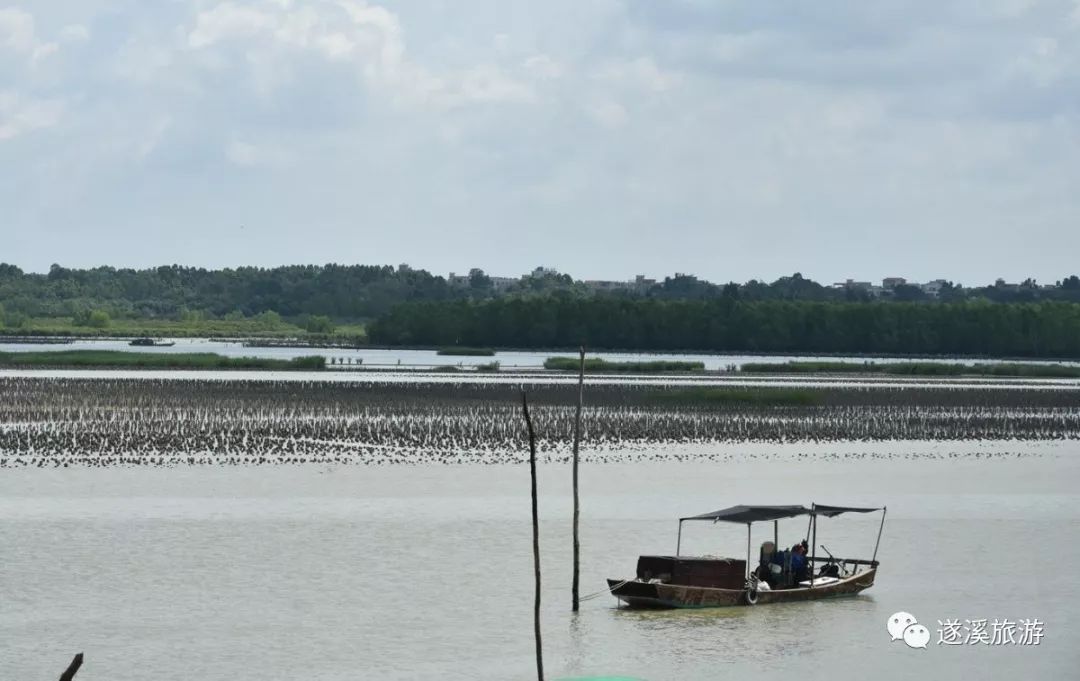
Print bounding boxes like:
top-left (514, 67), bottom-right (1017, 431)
top-left (1, 449), bottom-right (1077, 681)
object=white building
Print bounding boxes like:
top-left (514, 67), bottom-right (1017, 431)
top-left (920, 279), bottom-right (949, 298)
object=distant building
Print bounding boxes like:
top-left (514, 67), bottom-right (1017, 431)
top-left (881, 277), bottom-right (907, 290)
top-left (581, 274), bottom-right (658, 293)
top-left (447, 271), bottom-right (516, 292)
top-left (583, 280), bottom-right (632, 292)
top-left (920, 279), bottom-right (948, 298)
top-left (833, 279), bottom-right (873, 290)
top-left (832, 279), bottom-right (881, 297)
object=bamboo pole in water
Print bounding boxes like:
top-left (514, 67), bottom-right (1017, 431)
top-left (59, 653), bottom-right (83, 681)
top-left (571, 345), bottom-right (585, 612)
top-left (523, 392), bottom-right (544, 681)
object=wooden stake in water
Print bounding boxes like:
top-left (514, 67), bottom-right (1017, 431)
top-left (59, 653), bottom-right (83, 681)
top-left (522, 392), bottom-right (544, 681)
top-left (571, 345), bottom-right (585, 612)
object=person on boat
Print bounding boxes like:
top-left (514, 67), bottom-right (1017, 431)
top-left (791, 541), bottom-right (809, 583)
top-left (756, 541), bottom-right (779, 586)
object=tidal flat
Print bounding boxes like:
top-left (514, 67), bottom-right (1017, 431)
top-left (1, 375), bottom-right (1079, 467)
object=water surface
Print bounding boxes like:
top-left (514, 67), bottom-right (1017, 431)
top-left (2, 443), bottom-right (1076, 680)
top-left (4, 339), bottom-right (1078, 371)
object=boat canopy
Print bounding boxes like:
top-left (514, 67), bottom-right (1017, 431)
top-left (680, 503), bottom-right (884, 524)
top-left (681, 504), bottom-right (811, 524)
top-left (813, 504), bottom-right (883, 517)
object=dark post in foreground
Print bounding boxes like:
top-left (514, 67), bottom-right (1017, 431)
top-left (59, 653), bottom-right (83, 681)
top-left (571, 345), bottom-right (585, 612)
top-left (523, 392), bottom-right (544, 681)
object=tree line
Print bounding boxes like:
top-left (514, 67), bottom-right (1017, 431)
top-left (2, 262), bottom-right (1080, 329)
top-left (367, 298), bottom-right (1080, 358)
top-left (0, 263), bottom-right (454, 323)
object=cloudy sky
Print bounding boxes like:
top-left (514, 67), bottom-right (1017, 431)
top-left (2, 1), bottom-right (1078, 285)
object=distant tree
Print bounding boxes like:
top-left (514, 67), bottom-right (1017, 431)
top-left (368, 297), bottom-right (1080, 358)
top-left (47, 263), bottom-right (69, 281)
top-left (937, 281), bottom-right (965, 302)
top-left (0, 263), bottom-right (22, 279)
top-left (769, 273), bottom-right (832, 301)
top-left (721, 283), bottom-right (740, 299)
top-left (88, 310), bottom-right (111, 328)
top-left (224, 310), bottom-right (246, 321)
top-left (651, 275), bottom-right (720, 300)
top-left (0, 302), bottom-right (5, 327)
top-left (892, 284), bottom-right (927, 302)
top-left (844, 287), bottom-right (873, 302)
top-left (1062, 275), bottom-right (1080, 291)
top-left (304, 315), bottom-right (335, 334)
top-left (254, 310), bottom-right (283, 329)
top-left (468, 268), bottom-right (492, 292)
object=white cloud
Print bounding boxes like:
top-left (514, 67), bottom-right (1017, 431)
top-left (59, 24), bottom-right (90, 43)
top-left (225, 139), bottom-right (289, 168)
top-left (595, 56), bottom-right (680, 92)
top-left (137, 116), bottom-right (173, 160)
top-left (523, 54), bottom-right (563, 80)
top-left (0, 91), bottom-right (63, 141)
top-left (0, 7), bottom-right (36, 53)
top-left (1006, 36), bottom-right (1064, 86)
top-left (0, 7), bottom-right (57, 62)
top-left (185, 0), bottom-right (532, 110)
top-left (459, 64), bottom-right (534, 103)
top-left (586, 99), bottom-right (629, 128)
top-left (188, 4), bottom-right (275, 49)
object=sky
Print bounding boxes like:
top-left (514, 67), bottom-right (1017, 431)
top-left (2, 1), bottom-right (1079, 286)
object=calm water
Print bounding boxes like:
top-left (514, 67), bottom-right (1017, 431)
top-left (4, 338), bottom-right (1079, 371)
top-left (2, 443), bottom-right (1078, 680)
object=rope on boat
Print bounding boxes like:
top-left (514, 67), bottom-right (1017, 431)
top-left (579, 579), bottom-right (631, 602)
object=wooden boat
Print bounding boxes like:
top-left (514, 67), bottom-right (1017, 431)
top-left (608, 503), bottom-right (885, 609)
top-left (129, 337), bottom-right (176, 347)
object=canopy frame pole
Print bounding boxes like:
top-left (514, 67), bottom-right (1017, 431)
top-left (773, 520), bottom-right (778, 549)
top-left (871, 505), bottom-right (887, 565)
top-left (676, 520), bottom-right (683, 556)
top-left (809, 504), bottom-right (817, 588)
top-left (745, 523), bottom-right (752, 582)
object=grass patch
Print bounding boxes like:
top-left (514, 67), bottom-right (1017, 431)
top-left (544, 357), bottom-right (705, 373)
top-left (741, 361), bottom-right (1080, 378)
top-left (649, 387), bottom-right (824, 407)
top-left (475, 361), bottom-right (501, 372)
top-left (0, 350), bottom-right (326, 370)
top-left (436, 347), bottom-right (495, 356)
top-left (0, 317), bottom-right (367, 343)
top-left (433, 365), bottom-right (462, 372)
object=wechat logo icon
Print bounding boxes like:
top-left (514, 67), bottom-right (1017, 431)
top-left (888, 611), bottom-right (928, 649)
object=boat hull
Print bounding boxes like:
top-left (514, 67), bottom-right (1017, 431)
top-left (608, 568), bottom-right (876, 609)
